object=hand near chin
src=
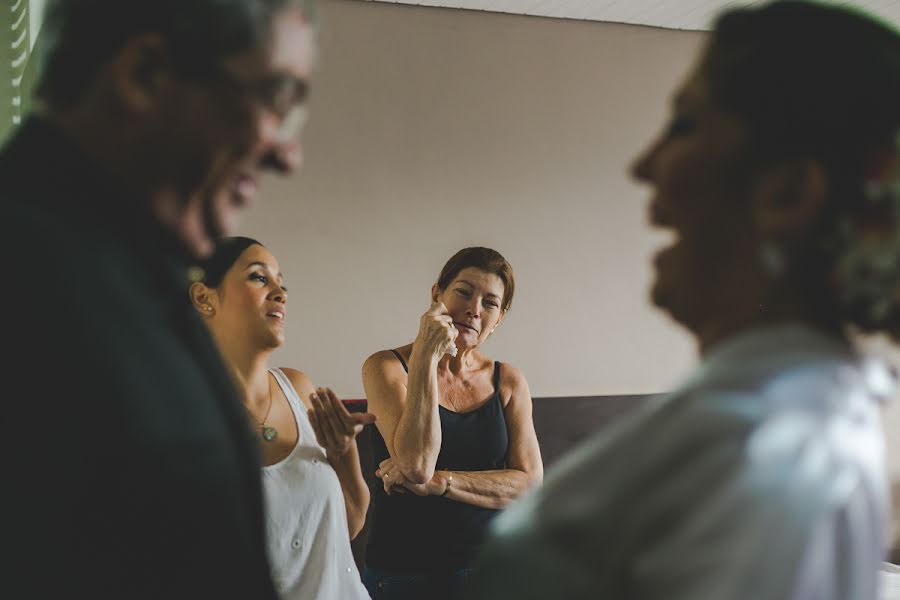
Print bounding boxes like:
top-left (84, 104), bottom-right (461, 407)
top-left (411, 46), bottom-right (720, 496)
top-left (415, 301), bottom-right (458, 358)
top-left (307, 387), bottom-right (376, 458)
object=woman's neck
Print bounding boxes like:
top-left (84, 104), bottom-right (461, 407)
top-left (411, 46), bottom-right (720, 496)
top-left (211, 333), bottom-right (275, 406)
top-left (439, 347), bottom-right (480, 375)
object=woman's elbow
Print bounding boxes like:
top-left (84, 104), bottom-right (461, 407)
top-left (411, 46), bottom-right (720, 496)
top-left (393, 453), bottom-right (435, 483)
top-left (348, 490), bottom-right (370, 540)
top-left (349, 514), bottom-right (366, 540)
top-left (402, 465), bottom-right (433, 485)
top-left (513, 468), bottom-right (542, 495)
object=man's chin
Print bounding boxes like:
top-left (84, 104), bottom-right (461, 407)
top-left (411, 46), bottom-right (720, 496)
top-left (152, 201), bottom-right (216, 259)
top-left (650, 284), bottom-right (680, 322)
top-left (171, 212), bottom-right (234, 260)
top-left (199, 199), bottom-right (242, 254)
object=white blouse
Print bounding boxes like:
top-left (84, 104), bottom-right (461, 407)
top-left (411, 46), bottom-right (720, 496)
top-left (262, 368), bottom-right (369, 600)
top-left (471, 324), bottom-right (893, 600)
top-left (881, 563), bottom-right (900, 600)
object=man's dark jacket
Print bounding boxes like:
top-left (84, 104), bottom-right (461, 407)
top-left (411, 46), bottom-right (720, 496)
top-left (0, 118), bottom-right (278, 599)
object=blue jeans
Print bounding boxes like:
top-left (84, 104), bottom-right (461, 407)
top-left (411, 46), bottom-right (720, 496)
top-left (363, 566), bottom-right (473, 600)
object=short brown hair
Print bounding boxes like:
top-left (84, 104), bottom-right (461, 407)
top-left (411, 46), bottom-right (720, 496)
top-left (436, 247), bottom-right (515, 311)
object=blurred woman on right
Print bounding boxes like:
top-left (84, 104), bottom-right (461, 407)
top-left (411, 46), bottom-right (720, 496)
top-left (471, 2), bottom-right (900, 599)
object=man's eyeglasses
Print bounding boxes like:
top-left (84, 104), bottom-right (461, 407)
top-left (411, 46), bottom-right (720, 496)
top-left (199, 63), bottom-right (310, 141)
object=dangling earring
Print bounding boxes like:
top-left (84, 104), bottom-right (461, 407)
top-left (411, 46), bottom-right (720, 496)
top-left (759, 239), bottom-right (786, 278)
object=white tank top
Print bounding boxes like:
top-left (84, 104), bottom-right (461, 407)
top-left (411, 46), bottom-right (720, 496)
top-left (262, 368), bottom-right (369, 600)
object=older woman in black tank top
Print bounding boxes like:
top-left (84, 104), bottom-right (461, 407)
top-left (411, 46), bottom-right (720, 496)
top-left (361, 247), bottom-right (544, 599)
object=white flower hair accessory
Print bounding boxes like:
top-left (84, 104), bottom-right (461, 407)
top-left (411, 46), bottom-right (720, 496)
top-left (831, 130), bottom-right (900, 324)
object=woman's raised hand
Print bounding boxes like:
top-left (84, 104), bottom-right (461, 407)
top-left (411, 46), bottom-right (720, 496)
top-left (416, 301), bottom-right (459, 358)
top-left (308, 387), bottom-right (376, 458)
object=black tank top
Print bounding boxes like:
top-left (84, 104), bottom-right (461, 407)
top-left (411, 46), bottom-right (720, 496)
top-left (366, 350), bottom-right (509, 571)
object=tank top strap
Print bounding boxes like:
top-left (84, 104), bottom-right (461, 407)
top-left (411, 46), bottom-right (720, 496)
top-left (268, 367), bottom-right (315, 441)
top-left (389, 349), bottom-right (409, 373)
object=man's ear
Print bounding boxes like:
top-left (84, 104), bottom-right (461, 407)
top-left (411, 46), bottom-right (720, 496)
top-left (107, 34), bottom-right (172, 115)
top-left (189, 282), bottom-right (215, 317)
top-left (751, 159), bottom-right (828, 238)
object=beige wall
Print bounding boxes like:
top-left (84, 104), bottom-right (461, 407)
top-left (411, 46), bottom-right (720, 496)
top-left (236, 0), bottom-right (900, 536)
top-left (242, 0), bottom-right (703, 400)
top-left (242, 0), bottom-right (900, 490)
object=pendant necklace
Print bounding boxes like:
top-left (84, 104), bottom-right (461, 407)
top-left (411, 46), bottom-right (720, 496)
top-left (258, 376), bottom-right (278, 442)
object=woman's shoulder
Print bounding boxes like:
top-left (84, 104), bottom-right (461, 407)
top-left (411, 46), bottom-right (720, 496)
top-left (362, 345), bottom-right (411, 375)
top-left (492, 358), bottom-right (524, 383)
top-left (492, 359), bottom-right (530, 407)
top-left (274, 367), bottom-right (315, 393)
top-left (364, 348), bottom-right (402, 363)
top-left (274, 367), bottom-right (317, 409)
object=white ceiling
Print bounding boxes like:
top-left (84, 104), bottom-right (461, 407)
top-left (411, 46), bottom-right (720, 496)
top-left (361, 0), bottom-right (900, 31)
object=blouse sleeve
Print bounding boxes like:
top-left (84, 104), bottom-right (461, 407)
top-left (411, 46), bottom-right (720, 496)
top-left (628, 399), bottom-right (885, 600)
top-left (471, 388), bottom-right (886, 600)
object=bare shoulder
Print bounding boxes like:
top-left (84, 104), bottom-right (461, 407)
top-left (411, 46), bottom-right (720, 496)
top-left (362, 349), bottom-right (398, 371)
top-left (277, 367), bottom-right (316, 395)
top-left (497, 362), bottom-right (531, 408)
top-left (362, 347), bottom-right (411, 415)
top-left (362, 346), bottom-right (410, 382)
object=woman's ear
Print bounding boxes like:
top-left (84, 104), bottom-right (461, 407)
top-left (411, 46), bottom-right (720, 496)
top-left (189, 282), bottom-right (216, 317)
top-left (751, 158), bottom-right (827, 239)
top-left (431, 284), bottom-right (440, 303)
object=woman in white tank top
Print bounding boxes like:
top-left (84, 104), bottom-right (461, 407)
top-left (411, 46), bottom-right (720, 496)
top-left (189, 237), bottom-right (373, 600)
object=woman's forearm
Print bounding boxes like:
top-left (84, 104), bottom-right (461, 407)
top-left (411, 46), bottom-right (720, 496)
top-left (327, 443), bottom-right (369, 539)
top-left (437, 469), bottom-right (538, 510)
top-left (392, 346), bottom-right (443, 482)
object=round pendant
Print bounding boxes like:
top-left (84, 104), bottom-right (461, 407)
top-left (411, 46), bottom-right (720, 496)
top-left (262, 426), bottom-right (278, 442)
